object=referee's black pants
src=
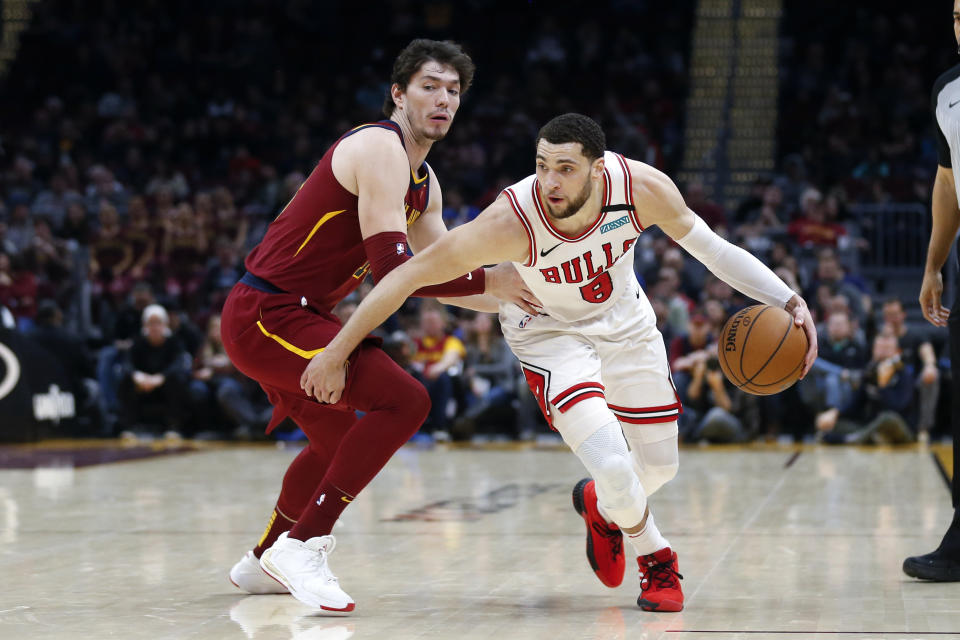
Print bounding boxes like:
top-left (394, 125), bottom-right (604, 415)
top-left (940, 284), bottom-right (960, 555)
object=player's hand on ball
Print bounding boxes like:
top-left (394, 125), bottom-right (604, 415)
top-left (785, 294), bottom-right (817, 378)
top-left (486, 262), bottom-right (542, 315)
top-left (300, 351), bottom-right (346, 404)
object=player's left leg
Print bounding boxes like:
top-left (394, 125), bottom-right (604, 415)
top-left (557, 397), bottom-right (683, 611)
top-left (258, 345), bottom-right (430, 612)
top-left (623, 421), bottom-right (679, 497)
top-left (594, 316), bottom-right (684, 610)
top-left (231, 407), bottom-right (354, 594)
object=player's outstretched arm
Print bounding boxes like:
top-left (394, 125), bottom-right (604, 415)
top-left (407, 165), bottom-right (527, 313)
top-left (630, 160), bottom-right (818, 376)
top-left (300, 198), bottom-right (533, 403)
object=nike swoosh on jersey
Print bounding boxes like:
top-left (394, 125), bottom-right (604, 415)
top-left (539, 242), bottom-right (563, 257)
top-left (952, 100), bottom-right (960, 109)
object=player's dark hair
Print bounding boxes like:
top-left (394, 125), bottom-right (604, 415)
top-left (536, 113), bottom-right (606, 161)
top-left (383, 39), bottom-right (475, 117)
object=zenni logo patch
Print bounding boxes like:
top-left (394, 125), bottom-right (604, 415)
top-left (600, 216), bottom-right (629, 233)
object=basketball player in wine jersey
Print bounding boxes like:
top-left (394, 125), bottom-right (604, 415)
top-left (220, 39), bottom-right (539, 613)
top-left (304, 113), bottom-right (818, 612)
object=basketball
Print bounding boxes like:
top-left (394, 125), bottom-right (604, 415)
top-left (717, 304), bottom-right (807, 396)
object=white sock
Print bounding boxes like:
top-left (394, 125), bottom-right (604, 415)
top-left (625, 511), bottom-right (669, 557)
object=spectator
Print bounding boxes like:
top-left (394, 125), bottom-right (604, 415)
top-left (162, 202), bottom-right (209, 306)
top-left (738, 184), bottom-right (787, 246)
top-left (190, 314), bottom-right (272, 439)
top-left (6, 203), bottom-right (35, 255)
top-left (882, 298), bottom-right (940, 438)
top-left (670, 310), bottom-right (713, 434)
top-left (32, 172), bottom-right (81, 231)
top-left (412, 303), bottom-right (466, 441)
top-left (125, 195), bottom-right (157, 282)
top-left (683, 179), bottom-right (728, 233)
top-left (684, 351), bottom-right (759, 443)
top-left (651, 266), bottom-right (693, 337)
top-left (817, 331), bottom-right (915, 445)
top-left (60, 202), bottom-right (92, 246)
top-left (787, 187), bottom-right (848, 248)
top-left (117, 304), bottom-right (191, 438)
top-left (203, 236), bottom-right (244, 309)
top-left (804, 248), bottom-right (867, 322)
top-left (89, 201), bottom-right (133, 301)
top-left (800, 310), bottom-right (869, 415)
top-left (454, 312), bottom-right (518, 441)
top-left (0, 251), bottom-right (38, 330)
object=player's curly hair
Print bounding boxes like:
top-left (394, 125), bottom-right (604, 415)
top-left (536, 113), bottom-right (606, 161)
top-left (383, 39), bottom-right (475, 117)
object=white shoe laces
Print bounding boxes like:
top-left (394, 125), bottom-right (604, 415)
top-left (300, 535), bottom-right (339, 585)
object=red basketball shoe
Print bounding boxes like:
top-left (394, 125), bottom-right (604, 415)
top-left (636, 547), bottom-right (684, 612)
top-left (572, 478), bottom-right (625, 588)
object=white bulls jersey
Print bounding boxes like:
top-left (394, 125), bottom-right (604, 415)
top-left (501, 151), bottom-right (649, 324)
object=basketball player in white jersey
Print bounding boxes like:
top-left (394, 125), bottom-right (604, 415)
top-left (301, 113), bottom-right (818, 612)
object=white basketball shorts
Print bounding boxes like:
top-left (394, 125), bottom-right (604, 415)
top-left (500, 281), bottom-right (681, 450)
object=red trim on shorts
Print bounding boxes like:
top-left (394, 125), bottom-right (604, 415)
top-left (615, 412), bottom-right (681, 425)
top-left (554, 381), bottom-right (605, 405)
top-left (608, 397), bottom-right (683, 424)
top-left (554, 382), bottom-right (606, 413)
top-left (607, 400), bottom-right (681, 414)
top-left (557, 391), bottom-right (606, 413)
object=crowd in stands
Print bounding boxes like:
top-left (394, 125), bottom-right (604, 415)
top-left (0, 1), bottom-right (952, 444)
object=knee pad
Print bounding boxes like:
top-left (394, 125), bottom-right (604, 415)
top-left (575, 422), bottom-right (648, 527)
top-left (625, 421), bottom-right (679, 496)
top-left (635, 462), bottom-right (678, 496)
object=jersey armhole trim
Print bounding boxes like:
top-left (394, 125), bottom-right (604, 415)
top-left (504, 188), bottom-right (537, 267)
top-left (615, 153), bottom-right (644, 233)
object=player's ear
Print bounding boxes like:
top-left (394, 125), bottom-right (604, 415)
top-left (391, 83), bottom-right (404, 111)
top-left (591, 157), bottom-right (605, 179)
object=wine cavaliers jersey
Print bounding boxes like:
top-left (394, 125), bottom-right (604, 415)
top-left (502, 151), bottom-right (648, 323)
top-left (245, 120), bottom-right (430, 311)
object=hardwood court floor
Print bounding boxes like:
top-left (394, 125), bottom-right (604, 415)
top-left (2, 440), bottom-right (959, 640)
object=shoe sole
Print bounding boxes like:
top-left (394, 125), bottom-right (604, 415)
top-left (228, 573), bottom-right (289, 595)
top-left (637, 597), bottom-right (683, 612)
top-left (572, 478), bottom-right (623, 588)
top-left (259, 550), bottom-right (356, 614)
top-left (903, 558), bottom-right (960, 582)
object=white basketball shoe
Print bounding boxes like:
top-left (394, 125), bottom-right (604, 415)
top-left (259, 532), bottom-right (355, 614)
top-left (230, 550), bottom-right (289, 594)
